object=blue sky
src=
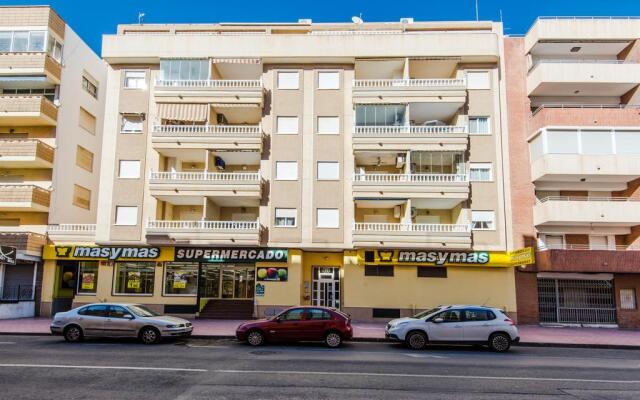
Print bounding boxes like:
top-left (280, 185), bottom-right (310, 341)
top-left (1, 0), bottom-right (639, 55)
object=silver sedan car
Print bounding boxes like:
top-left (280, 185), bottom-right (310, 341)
top-left (50, 303), bottom-right (193, 344)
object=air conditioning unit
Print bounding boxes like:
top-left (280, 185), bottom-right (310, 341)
top-left (396, 154), bottom-right (406, 169)
top-left (400, 18), bottom-right (414, 24)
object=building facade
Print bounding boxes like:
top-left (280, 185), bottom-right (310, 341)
top-left (506, 17), bottom-right (640, 328)
top-left (0, 6), bottom-right (106, 318)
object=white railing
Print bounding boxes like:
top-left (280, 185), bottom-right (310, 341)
top-left (146, 220), bottom-right (259, 231)
top-left (538, 243), bottom-right (635, 251)
top-left (155, 79), bottom-right (262, 88)
top-left (47, 224), bottom-right (96, 234)
top-left (353, 78), bottom-right (466, 89)
top-left (537, 196), bottom-right (639, 203)
top-left (353, 222), bottom-right (471, 233)
top-left (537, 16), bottom-right (640, 20)
top-left (354, 125), bottom-right (468, 135)
top-left (353, 173), bottom-right (468, 183)
top-left (152, 124), bottom-right (262, 136)
top-left (310, 30), bottom-right (405, 36)
top-left (531, 104), bottom-right (639, 116)
top-left (149, 171), bottom-right (260, 182)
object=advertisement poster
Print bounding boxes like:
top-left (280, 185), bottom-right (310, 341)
top-left (81, 273), bottom-right (95, 290)
top-left (172, 271), bottom-right (188, 289)
top-left (257, 267), bottom-right (288, 282)
top-left (127, 271), bottom-right (141, 289)
top-left (256, 283), bottom-right (265, 297)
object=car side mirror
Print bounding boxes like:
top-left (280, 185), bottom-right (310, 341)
top-left (123, 314), bottom-right (134, 320)
top-left (275, 317), bottom-right (282, 323)
top-left (432, 317), bottom-right (444, 324)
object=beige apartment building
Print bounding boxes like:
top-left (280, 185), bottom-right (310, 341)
top-left (0, 6), bottom-right (106, 318)
top-left (506, 17), bottom-right (640, 327)
top-left (38, 18), bottom-right (529, 321)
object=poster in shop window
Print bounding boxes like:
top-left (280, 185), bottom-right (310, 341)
top-left (172, 271), bottom-right (188, 289)
top-left (81, 273), bottom-right (95, 290)
top-left (257, 267), bottom-right (288, 282)
top-left (127, 271), bottom-right (141, 289)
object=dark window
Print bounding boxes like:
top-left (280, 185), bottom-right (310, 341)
top-left (308, 308), bottom-right (332, 320)
top-left (280, 308), bottom-right (304, 321)
top-left (433, 309), bottom-right (462, 322)
top-left (464, 309), bottom-right (496, 321)
top-left (364, 251), bottom-right (375, 262)
top-left (364, 264), bottom-right (394, 277)
top-left (417, 267), bottom-right (447, 278)
top-left (78, 304), bottom-right (108, 317)
top-left (372, 308), bottom-right (400, 318)
top-left (109, 305), bottom-right (130, 318)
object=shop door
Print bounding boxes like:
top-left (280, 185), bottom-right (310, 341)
top-left (199, 264), bottom-right (255, 300)
top-left (538, 278), bottom-right (616, 325)
top-left (312, 267), bottom-right (340, 308)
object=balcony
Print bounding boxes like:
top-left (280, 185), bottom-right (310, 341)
top-left (352, 222), bottom-right (472, 249)
top-left (146, 219), bottom-right (262, 245)
top-left (151, 124), bottom-right (263, 151)
top-left (353, 125), bottom-right (468, 151)
top-left (149, 171), bottom-right (262, 198)
top-left (47, 224), bottom-right (96, 243)
top-left (0, 185), bottom-right (50, 212)
top-left (0, 232), bottom-right (46, 257)
top-left (0, 139), bottom-right (54, 168)
top-left (154, 79), bottom-right (264, 106)
top-left (533, 196), bottom-right (640, 227)
top-left (0, 95), bottom-right (57, 126)
top-left (0, 52), bottom-right (62, 83)
top-left (353, 78), bottom-right (467, 103)
top-left (535, 245), bottom-right (640, 274)
top-left (353, 173), bottom-right (469, 199)
top-left (529, 105), bottom-right (640, 135)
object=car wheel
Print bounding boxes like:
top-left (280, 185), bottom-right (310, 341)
top-left (139, 327), bottom-right (161, 345)
top-left (488, 333), bottom-right (511, 352)
top-left (63, 325), bottom-right (83, 343)
top-left (246, 330), bottom-right (265, 346)
top-left (324, 331), bottom-right (342, 348)
top-left (405, 331), bottom-right (427, 350)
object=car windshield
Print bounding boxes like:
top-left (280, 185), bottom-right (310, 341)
top-left (411, 307), bottom-right (442, 319)
top-left (127, 305), bottom-right (160, 317)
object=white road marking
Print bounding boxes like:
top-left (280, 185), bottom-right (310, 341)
top-left (187, 345), bottom-right (229, 349)
top-left (403, 353), bottom-right (447, 359)
top-left (0, 342), bottom-right (16, 345)
top-left (0, 364), bottom-right (206, 372)
top-left (212, 369), bottom-right (640, 384)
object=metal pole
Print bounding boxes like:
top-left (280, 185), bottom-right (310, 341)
top-left (475, 0), bottom-right (479, 21)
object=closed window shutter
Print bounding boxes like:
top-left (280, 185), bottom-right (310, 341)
top-left (73, 184), bottom-right (91, 210)
top-left (79, 107), bottom-right (96, 134)
top-left (76, 145), bottom-right (94, 172)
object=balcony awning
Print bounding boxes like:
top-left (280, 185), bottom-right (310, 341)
top-left (157, 103), bottom-right (208, 122)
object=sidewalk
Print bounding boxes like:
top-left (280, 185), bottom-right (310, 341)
top-left (1, 317), bottom-right (639, 348)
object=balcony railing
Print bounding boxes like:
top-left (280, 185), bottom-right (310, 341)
top-left (147, 220), bottom-right (259, 231)
top-left (47, 224), bottom-right (96, 234)
top-left (0, 232), bottom-right (46, 253)
top-left (531, 103), bottom-right (640, 116)
top-left (152, 124), bottom-right (262, 136)
top-left (536, 196), bottom-right (639, 204)
top-left (0, 139), bottom-right (55, 163)
top-left (353, 173), bottom-right (468, 183)
top-left (354, 125), bottom-right (468, 135)
top-left (0, 95), bottom-right (58, 121)
top-left (353, 78), bottom-right (466, 89)
top-left (155, 79), bottom-right (263, 88)
top-left (538, 244), bottom-right (636, 251)
top-left (149, 171), bottom-right (260, 182)
top-left (0, 185), bottom-right (51, 207)
top-left (353, 222), bottom-right (471, 233)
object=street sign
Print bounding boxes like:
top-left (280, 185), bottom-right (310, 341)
top-left (0, 246), bottom-right (17, 265)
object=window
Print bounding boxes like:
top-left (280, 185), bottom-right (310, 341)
top-left (275, 161), bottom-right (298, 180)
top-left (280, 308), bottom-right (305, 320)
top-left (620, 289), bottom-right (637, 310)
top-left (308, 308), bottom-right (332, 320)
top-left (546, 130), bottom-right (578, 154)
top-left (529, 134), bottom-right (544, 160)
top-left (469, 163), bottom-right (492, 182)
top-left (109, 305), bottom-right (130, 319)
top-left (364, 265), bottom-right (394, 277)
top-left (615, 131), bottom-right (640, 154)
top-left (434, 309), bottom-right (462, 322)
top-left (469, 117), bottom-right (490, 135)
top-left (11, 31), bottom-right (28, 52)
top-left (164, 262), bottom-right (198, 296)
top-left (78, 304), bottom-right (108, 317)
top-left (76, 145), bottom-right (94, 172)
top-left (118, 160), bottom-right (141, 179)
top-left (121, 115), bottom-right (144, 133)
top-left (417, 267), bottom-right (447, 278)
top-left (472, 211), bottom-right (495, 231)
top-left (355, 105), bottom-right (406, 126)
top-left (277, 71), bottom-right (299, 89)
top-left (77, 261), bottom-right (99, 294)
top-left (113, 262), bottom-right (155, 295)
top-left (48, 36), bottom-right (63, 62)
top-left (159, 59), bottom-right (208, 81)
top-left (82, 75), bottom-right (98, 98)
top-left (318, 71), bottom-right (340, 89)
top-left (124, 70), bottom-right (146, 89)
top-left (317, 161), bottom-right (339, 180)
top-left (317, 116), bottom-right (340, 134)
top-left (28, 31), bottom-right (45, 52)
top-left (0, 32), bottom-right (11, 52)
top-left (115, 206), bottom-right (138, 226)
top-left (582, 130), bottom-right (612, 155)
top-left (463, 309), bottom-right (496, 321)
top-left (79, 107), bottom-right (97, 134)
top-left (73, 184), bottom-right (91, 210)
top-left (317, 208), bottom-right (339, 228)
top-left (2, 87), bottom-right (55, 102)
top-left (0, 30), bottom-right (47, 53)
top-left (467, 71), bottom-right (490, 89)
top-left (274, 208), bottom-right (296, 227)
top-left (276, 116), bottom-right (299, 134)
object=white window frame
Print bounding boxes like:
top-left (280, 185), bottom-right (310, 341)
top-left (115, 206), bottom-right (138, 226)
top-left (471, 210), bottom-right (495, 231)
top-left (469, 162), bottom-right (493, 182)
top-left (317, 116), bottom-right (340, 135)
top-left (316, 208), bottom-right (339, 228)
top-left (317, 161), bottom-right (340, 180)
top-left (277, 71), bottom-right (299, 90)
top-left (467, 71), bottom-right (490, 90)
top-left (121, 114), bottom-right (144, 133)
top-left (469, 116), bottom-right (491, 135)
top-left (318, 71), bottom-right (340, 90)
top-left (274, 208), bottom-right (297, 227)
top-left (276, 116), bottom-right (299, 135)
top-left (124, 70), bottom-right (146, 89)
top-left (118, 160), bottom-right (141, 179)
top-left (620, 288), bottom-right (637, 310)
top-left (275, 161), bottom-right (298, 181)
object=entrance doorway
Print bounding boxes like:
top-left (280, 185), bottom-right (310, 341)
top-left (198, 264), bottom-right (255, 319)
top-left (538, 277), bottom-right (616, 325)
top-left (312, 266), bottom-right (340, 308)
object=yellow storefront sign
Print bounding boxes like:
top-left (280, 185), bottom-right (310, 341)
top-left (43, 245), bottom-right (174, 262)
top-left (359, 248), bottom-right (535, 267)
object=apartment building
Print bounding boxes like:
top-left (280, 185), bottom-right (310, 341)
top-left (506, 17), bottom-right (640, 327)
top-left (0, 6), bottom-right (106, 318)
top-left (40, 18), bottom-right (528, 321)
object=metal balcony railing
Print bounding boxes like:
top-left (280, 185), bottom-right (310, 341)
top-left (530, 103), bottom-right (640, 116)
top-left (536, 196), bottom-right (639, 204)
top-left (353, 77), bottom-right (466, 89)
top-left (149, 171), bottom-right (260, 182)
top-left (152, 124), bottom-right (262, 136)
top-left (154, 79), bottom-right (263, 88)
top-left (353, 173), bottom-right (468, 183)
top-left (537, 243), bottom-right (636, 251)
top-left (354, 125), bottom-right (468, 135)
top-left (353, 222), bottom-right (471, 233)
top-left (147, 220), bottom-right (259, 231)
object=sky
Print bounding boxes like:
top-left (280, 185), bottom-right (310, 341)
top-left (0, 0), bottom-right (639, 55)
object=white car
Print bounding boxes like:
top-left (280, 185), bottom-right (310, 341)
top-left (385, 305), bottom-right (519, 352)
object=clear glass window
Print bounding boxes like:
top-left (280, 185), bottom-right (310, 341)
top-left (28, 31), bottom-right (45, 52)
top-left (113, 262), bottom-right (155, 295)
top-left (77, 261), bottom-right (99, 294)
top-left (11, 31), bottom-right (28, 52)
top-left (275, 208), bottom-right (296, 227)
top-left (469, 117), bottom-right (490, 134)
top-left (164, 262), bottom-right (198, 296)
top-left (355, 105), bottom-right (406, 126)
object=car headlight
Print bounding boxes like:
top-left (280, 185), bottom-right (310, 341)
top-left (166, 324), bottom-right (178, 328)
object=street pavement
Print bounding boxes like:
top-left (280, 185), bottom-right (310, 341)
top-left (0, 336), bottom-right (640, 399)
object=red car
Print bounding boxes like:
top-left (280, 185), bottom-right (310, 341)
top-left (236, 306), bottom-right (353, 348)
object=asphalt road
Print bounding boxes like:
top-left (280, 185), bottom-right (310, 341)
top-left (0, 336), bottom-right (639, 399)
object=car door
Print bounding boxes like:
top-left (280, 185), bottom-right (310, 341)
top-left (267, 308), bottom-right (305, 341)
top-left (76, 305), bottom-right (109, 336)
top-left (300, 308), bottom-right (331, 340)
top-left (426, 309), bottom-right (464, 342)
top-left (103, 305), bottom-right (138, 337)
top-left (462, 309), bottom-right (497, 342)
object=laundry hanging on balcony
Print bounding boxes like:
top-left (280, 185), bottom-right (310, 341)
top-left (156, 103), bottom-right (208, 122)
